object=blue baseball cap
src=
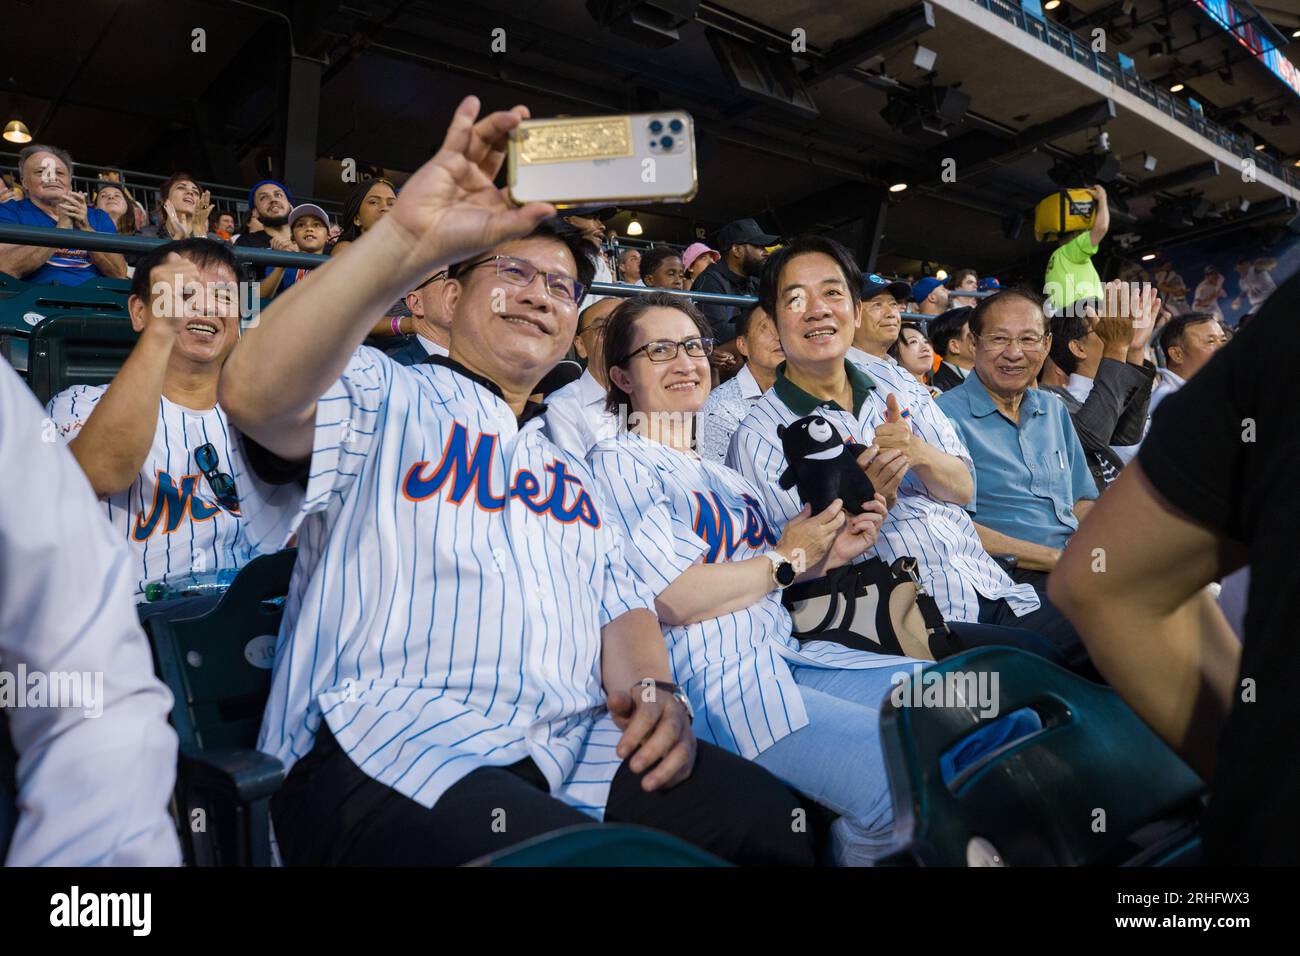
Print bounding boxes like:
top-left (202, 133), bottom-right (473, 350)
top-left (248, 179), bottom-right (293, 212)
top-left (911, 276), bottom-right (946, 304)
top-left (861, 273), bottom-right (911, 302)
top-left (978, 276), bottom-right (1001, 291)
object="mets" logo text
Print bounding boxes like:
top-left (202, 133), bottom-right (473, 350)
top-left (133, 471), bottom-right (225, 540)
top-left (401, 422), bottom-right (601, 529)
top-left (692, 491), bottom-right (777, 563)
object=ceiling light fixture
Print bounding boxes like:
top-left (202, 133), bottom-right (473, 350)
top-left (3, 118), bottom-right (31, 144)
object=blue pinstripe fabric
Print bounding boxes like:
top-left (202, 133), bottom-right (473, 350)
top-left (587, 431), bottom-right (906, 761)
top-left (232, 348), bottom-right (656, 816)
top-left (45, 385), bottom-right (259, 596)
top-left (725, 356), bottom-right (1041, 623)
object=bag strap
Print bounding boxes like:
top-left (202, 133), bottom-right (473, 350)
top-left (889, 557), bottom-right (963, 658)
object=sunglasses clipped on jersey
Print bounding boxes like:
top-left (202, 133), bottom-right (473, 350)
top-left (195, 442), bottom-right (240, 513)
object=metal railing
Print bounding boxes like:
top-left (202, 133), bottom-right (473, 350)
top-left (0, 222), bottom-right (989, 325)
top-left (974, 0), bottom-right (1297, 190)
top-left (0, 152), bottom-right (346, 227)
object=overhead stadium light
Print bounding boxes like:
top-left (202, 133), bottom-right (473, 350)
top-left (1141, 253), bottom-right (1157, 261)
top-left (889, 182), bottom-right (909, 193)
top-left (626, 213), bottom-right (643, 236)
top-left (1169, 82), bottom-right (1185, 92)
top-left (3, 118), bottom-right (31, 144)
top-left (1044, 0), bottom-right (1061, 10)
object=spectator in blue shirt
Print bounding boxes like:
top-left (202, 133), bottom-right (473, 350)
top-left (937, 288), bottom-right (1099, 593)
top-left (0, 144), bottom-right (127, 285)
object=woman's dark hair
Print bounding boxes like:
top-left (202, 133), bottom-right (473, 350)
top-left (155, 172), bottom-right (198, 219)
top-left (334, 177), bottom-right (397, 244)
top-left (889, 321), bottom-right (933, 384)
top-left (602, 291), bottom-right (712, 417)
top-left (95, 183), bottom-right (137, 236)
top-left (758, 234), bottom-right (862, 318)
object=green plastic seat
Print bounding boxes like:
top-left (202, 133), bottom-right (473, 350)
top-left (879, 646), bottom-right (1205, 866)
top-left (26, 313), bottom-right (139, 404)
top-left (0, 283), bottom-right (130, 330)
top-left (472, 824), bottom-right (730, 867)
top-left (144, 549), bottom-right (297, 866)
top-left (84, 276), bottom-right (133, 294)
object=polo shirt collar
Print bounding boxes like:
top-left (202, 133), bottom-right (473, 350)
top-left (965, 370), bottom-right (1045, 420)
top-left (426, 354), bottom-right (548, 425)
top-left (735, 363), bottom-right (763, 400)
top-left (773, 360), bottom-right (876, 417)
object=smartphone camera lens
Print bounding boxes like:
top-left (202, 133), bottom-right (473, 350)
top-left (649, 119), bottom-right (663, 134)
top-left (660, 135), bottom-right (673, 149)
top-left (669, 119), bottom-right (683, 133)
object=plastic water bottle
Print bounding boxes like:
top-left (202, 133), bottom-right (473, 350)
top-left (144, 567), bottom-right (240, 602)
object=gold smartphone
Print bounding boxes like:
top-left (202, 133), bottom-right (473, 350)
top-left (507, 112), bottom-right (698, 208)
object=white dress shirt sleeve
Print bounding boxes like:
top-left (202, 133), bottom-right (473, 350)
top-left (2, 361), bottom-right (181, 866)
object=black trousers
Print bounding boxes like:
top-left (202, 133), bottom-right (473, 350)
top-left (272, 722), bottom-right (817, 866)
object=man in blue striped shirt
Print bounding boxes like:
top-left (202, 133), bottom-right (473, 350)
top-left (217, 97), bottom-right (815, 865)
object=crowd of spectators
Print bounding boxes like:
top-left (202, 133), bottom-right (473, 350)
top-left (0, 108), bottom-right (1287, 869)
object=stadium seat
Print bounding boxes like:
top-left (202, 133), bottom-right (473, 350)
top-left (143, 549), bottom-right (297, 867)
top-left (879, 646), bottom-right (1205, 867)
top-left (26, 313), bottom-right (139, 405)
top-left (84, 276), bottom-right (133, 295)
top-left (0, 283), bottom-right (132, 381)
top-left (470, 824), bottom-right (730, 867)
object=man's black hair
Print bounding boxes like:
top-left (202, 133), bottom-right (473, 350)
top-left (1158, 311), bottom-right (1217, 360)
top-left (638, 243), bottom-right (681, 280)
top-left (735, 303), bottom-right (769, 339)
top-left (129, 237), bottom-right (240, 301)
top-left (758, 234), bottom-right (862, 318)
top-left (927, 306), bottom-right (972, 359)
top-left (1048, 310), bottom-right (1091, 375)
top-left (448, 217), bottom-right (596, 291)
top-left (968, 287), bottom-right (1049, 338)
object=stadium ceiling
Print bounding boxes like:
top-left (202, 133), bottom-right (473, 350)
top-left (2, 0), bottom-right (1297, 277)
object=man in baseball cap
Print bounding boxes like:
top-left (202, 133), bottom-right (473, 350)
top-left (848, 273), bottom-right (911, 367)
top-left (693, 217), bottom-right (780, 367)
top-left (561, 206), bottom-right (617, 309)
top-left (912, 276), bottom-right (950, 316)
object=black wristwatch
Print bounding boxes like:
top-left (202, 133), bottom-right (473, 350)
top-left (764, 550), bottom-right (797, 589)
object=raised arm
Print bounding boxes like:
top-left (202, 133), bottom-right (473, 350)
top-left (219, 96), bottom-right (555, 461)
top-left (1088, 184), bottom-right (1110, 247)
top-left (63, 255), bottom-right (196, 496)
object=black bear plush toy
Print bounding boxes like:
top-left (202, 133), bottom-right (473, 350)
top-left (776, 414), bottom-right (876, 515)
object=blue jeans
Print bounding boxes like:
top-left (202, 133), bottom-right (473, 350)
top-left (752, 663), bottom-right (1040, 865)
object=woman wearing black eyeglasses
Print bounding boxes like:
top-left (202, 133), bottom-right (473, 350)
top-left (585, 292), bottom-right (1033, 865)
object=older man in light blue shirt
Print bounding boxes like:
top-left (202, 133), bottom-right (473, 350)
top-left (937, 289), bottom-right (1099, 587)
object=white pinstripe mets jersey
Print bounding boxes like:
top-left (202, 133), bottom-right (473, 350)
top-left (726, 359), bottom-right (1040, 623)
top-left (588, 431), bottom-right (904, 761)
top-left (45, 386), bottom-right (258, 597)
top-left (232, 349), bottom-right (655, 816)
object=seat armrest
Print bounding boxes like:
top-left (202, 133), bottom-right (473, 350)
top-left (180, 746), bottom-right (284, 804)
